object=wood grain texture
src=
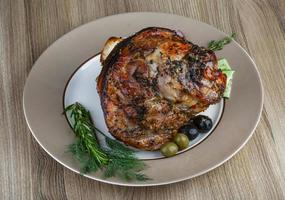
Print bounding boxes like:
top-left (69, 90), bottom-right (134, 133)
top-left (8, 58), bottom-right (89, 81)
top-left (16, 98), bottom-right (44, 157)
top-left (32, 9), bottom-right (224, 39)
top-left (0, 0), bottom-right (285, 199)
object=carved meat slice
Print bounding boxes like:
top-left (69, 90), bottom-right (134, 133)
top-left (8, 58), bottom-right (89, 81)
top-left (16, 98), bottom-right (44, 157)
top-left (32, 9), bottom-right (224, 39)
top-left (97, 27), bottom-right (226, 150)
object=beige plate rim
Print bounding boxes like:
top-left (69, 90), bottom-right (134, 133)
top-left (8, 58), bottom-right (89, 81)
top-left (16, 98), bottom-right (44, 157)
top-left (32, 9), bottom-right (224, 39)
top-left (23, 12), bottom-right (264, 186)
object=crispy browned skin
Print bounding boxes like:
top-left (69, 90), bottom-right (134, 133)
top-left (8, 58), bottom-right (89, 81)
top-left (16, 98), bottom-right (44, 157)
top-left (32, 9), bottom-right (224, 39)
top-left (97, 27), bottom-right (226, 150)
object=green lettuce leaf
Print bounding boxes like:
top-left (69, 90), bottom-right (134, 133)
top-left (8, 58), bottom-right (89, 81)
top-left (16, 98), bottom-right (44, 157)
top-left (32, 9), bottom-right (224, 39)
top-left (218, 58), bottom-right (235, 98)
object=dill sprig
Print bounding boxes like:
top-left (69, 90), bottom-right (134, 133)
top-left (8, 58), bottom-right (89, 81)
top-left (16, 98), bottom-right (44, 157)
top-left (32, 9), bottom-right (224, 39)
top-left (104, 137), bottom-right (148, 181)
top-left (64, 102), bottom-right (150, 181)
top-left (208, 33), bottom-right (236, 51)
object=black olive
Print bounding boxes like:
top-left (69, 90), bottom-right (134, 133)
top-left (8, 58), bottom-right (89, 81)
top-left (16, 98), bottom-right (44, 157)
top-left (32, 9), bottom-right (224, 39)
top-left (178, 124), bottom-right (191, 134)
top-left (193, 115), bottom-right (213, 132)
top-left (178, 124), bottom-right (199, 140)
top-left (188, 118), bottom-right (194, 124)
top-left (187, 125), bottom-right (199, 140)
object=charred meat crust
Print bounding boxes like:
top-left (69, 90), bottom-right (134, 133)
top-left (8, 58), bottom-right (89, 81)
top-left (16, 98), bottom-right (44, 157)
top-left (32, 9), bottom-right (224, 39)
top-left (97, 27), bottom-right (226, 150)
top-left (98, 27), bottom-right (180, 96)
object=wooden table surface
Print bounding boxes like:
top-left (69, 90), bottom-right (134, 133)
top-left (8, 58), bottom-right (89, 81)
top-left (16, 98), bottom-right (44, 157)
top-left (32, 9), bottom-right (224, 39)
top-left (1, 0), bottom-right (285, 199)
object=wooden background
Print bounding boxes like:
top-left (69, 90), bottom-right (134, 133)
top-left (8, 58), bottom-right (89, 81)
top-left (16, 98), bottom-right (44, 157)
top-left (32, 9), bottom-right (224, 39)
top-left (1, 0), bottom-right (285, 199)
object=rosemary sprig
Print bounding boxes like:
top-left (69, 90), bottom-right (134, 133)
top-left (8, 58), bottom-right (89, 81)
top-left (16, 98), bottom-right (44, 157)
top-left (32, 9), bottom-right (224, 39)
top-left (208, 33), bottom-right (236, 51)
top-left (64, 102), bottom-right (150, 181)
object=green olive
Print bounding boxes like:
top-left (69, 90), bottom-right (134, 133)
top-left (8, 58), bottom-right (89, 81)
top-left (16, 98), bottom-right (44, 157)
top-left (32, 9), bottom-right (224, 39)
top-left (160, 142), bottom-right (178, 157)
top-left (174, 133), bottom-right (190, 150)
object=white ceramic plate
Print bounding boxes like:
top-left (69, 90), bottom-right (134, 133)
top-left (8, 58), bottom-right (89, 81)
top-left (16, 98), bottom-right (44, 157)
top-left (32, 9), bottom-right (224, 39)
top-left (23, 12), bottom-right (263, 186)
top-left (63, 54), bottom-right (225, 160)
